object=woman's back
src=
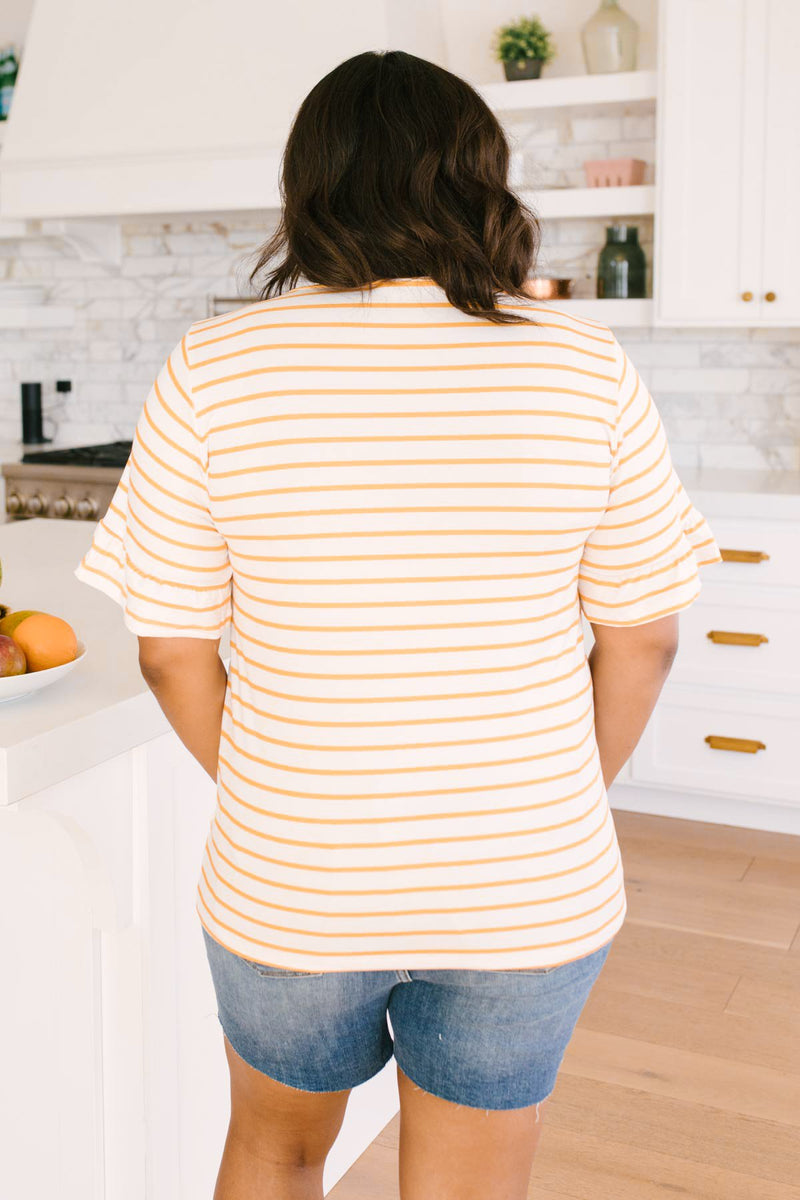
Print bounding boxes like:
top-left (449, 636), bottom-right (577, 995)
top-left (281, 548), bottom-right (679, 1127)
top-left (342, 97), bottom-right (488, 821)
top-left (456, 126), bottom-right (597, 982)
top-left (76, 276), bottom-right (719, 971)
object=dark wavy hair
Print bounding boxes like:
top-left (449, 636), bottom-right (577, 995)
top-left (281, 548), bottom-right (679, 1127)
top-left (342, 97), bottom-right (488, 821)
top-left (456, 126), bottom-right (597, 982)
top-left (248, 50), bottom-right (541, 326)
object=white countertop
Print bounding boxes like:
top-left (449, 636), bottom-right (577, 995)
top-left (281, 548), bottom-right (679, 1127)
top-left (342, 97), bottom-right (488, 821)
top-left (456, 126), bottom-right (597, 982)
top-left (1, 468), bottom-right (797, 803)
top-left (675, 466), bottom-right (800, 517)
top-left (0, 518), bottom-right (228, 806)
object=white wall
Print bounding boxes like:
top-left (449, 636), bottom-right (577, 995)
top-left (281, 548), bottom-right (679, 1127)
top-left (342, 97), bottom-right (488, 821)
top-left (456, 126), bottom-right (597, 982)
top-left (0, 0), bottom-right (33, 47)
top-left (1, 197), bottom-right (797, 473)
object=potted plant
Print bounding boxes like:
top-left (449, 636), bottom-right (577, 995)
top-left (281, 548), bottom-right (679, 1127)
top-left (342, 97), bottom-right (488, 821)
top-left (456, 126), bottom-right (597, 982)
top-left (492, 15), bottom-right (556, 81)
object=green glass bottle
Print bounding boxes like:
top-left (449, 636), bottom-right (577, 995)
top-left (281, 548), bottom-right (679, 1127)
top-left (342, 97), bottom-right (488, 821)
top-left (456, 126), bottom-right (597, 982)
top-left (597, 223), bottom-right (646, 298)
top-left (0, 45), bottom-right (19, 121)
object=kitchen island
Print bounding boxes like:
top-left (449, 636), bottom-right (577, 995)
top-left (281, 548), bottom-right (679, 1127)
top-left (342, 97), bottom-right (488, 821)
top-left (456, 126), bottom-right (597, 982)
top-left (0, 518), bottom-right (398, 1200)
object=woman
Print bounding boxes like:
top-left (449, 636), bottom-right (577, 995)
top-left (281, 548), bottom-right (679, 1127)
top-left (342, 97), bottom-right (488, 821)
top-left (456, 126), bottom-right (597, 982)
top-left (75, 49), bottom-right (721, 1200)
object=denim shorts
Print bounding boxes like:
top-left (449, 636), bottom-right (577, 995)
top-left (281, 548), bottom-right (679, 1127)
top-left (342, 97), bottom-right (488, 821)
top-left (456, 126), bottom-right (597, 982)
top-left (201, 924), bottom-right (614, 1111)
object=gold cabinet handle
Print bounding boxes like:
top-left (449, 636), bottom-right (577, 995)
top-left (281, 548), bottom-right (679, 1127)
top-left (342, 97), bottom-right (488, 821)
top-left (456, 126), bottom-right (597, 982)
top-left (720, 548), bottom-right (770, 563)
top-left (705, 735), bottom-right (766, 754)
top-left (706, 630), bottom-right (768, 646)
top-left (764, 291), bottom-right (776, 302)
top-left (741, 290), bottom-right (754, 301)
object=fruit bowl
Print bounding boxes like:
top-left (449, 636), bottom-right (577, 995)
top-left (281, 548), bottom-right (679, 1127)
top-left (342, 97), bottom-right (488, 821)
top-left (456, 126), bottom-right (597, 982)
top-left (0, 640), bottom-right (87, 704)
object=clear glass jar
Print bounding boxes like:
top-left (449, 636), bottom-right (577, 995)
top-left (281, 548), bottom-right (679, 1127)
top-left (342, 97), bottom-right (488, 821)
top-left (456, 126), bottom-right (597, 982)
top-left (581, 1), bottom-right (638, 74)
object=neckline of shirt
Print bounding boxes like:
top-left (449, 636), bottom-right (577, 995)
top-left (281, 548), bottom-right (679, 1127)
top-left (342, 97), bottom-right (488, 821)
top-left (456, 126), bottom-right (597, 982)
top-left (294, 276), bottom-right (437, 295)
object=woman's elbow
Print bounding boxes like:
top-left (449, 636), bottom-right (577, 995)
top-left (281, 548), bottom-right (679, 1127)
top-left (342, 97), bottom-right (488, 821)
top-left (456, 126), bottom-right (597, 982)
top-left (590, 612), bottom-right (680, 669)
top-left (639, 613), bottom-right (681, 665)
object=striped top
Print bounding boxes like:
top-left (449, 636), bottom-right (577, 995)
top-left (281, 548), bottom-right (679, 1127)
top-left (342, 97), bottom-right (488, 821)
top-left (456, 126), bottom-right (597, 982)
top-left (74, 277), bottom-right (722, 972)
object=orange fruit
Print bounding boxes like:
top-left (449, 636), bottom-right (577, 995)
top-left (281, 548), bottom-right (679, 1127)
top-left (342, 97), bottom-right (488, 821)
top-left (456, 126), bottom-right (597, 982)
top-left (9, 612), bottom-right (78, 672)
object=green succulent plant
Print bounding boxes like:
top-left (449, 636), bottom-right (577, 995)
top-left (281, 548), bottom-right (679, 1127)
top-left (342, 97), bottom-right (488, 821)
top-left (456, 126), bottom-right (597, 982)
top-left (492, 15), bottom-right (556, 64)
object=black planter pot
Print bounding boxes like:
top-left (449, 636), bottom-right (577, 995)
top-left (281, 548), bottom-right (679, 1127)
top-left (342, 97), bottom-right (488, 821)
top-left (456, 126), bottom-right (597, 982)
top-left (502, 58), bottom-right (544, 81)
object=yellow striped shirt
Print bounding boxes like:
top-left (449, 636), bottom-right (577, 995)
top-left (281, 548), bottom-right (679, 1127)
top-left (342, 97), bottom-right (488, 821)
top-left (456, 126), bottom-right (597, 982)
top-left (74, 277), bottom-right (722, 972)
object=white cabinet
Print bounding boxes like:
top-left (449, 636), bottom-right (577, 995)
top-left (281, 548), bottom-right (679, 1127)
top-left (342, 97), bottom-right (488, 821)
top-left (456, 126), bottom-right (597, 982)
top-left (630, 685), bottom-right (799, 804)
top-left (759, 1), bottom-right (800, 326)
top-left (625, 503), bottom-right (800, 815)
top-left (0, 753), bottom-right (146, 1200)
top-left (655, 0), bottom-right (800, 326)
top-left (666, 591), bottom-right (800, 696)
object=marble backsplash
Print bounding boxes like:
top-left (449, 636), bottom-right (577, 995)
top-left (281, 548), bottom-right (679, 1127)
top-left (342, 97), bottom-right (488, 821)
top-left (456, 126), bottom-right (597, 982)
top-left (0, 198), bottom-right (798, 472)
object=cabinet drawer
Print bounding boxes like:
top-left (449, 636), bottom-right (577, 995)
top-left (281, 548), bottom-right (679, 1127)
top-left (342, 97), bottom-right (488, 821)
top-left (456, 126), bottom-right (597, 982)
top-left (670, 596), bottom-right (799, 694)
top-left (630, 685), bottom-right (799, 804)
top-left (701, 516), bottom-right (800, 589)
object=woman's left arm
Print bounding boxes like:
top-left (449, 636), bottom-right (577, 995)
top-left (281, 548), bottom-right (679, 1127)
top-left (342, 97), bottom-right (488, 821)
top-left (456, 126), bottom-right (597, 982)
top-left (137, 637), bottom-right (228, 783)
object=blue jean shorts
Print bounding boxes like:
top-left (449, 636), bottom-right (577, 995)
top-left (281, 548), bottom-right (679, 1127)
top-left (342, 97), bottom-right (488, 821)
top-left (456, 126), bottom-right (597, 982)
top-left (201, 925), bottom-right (613, 1111)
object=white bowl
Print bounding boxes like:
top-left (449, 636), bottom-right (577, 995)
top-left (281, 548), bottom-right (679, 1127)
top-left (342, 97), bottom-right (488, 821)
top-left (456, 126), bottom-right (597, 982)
top-left (0, 639), bottom-right (87, 703)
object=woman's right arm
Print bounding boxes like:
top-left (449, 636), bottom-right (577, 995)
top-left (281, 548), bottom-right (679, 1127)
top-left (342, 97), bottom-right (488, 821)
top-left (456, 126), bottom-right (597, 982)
top-left (587, 613), bottom-right (680, 789)
top-left (577, 337), bottom-right (721, 790)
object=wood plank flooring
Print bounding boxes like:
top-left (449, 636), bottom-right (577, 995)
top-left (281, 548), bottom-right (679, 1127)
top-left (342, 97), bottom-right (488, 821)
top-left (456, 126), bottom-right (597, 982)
top-left (327, 809), bottom-right (800, 1199)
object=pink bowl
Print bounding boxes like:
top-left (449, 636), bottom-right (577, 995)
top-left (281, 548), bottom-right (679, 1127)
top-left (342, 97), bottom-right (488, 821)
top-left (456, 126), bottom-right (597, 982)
top-left (583, 157), bottom-right (646, 187)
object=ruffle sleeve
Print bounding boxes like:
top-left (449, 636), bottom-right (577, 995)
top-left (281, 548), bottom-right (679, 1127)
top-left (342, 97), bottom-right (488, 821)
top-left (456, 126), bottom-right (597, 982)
top-left (73, 335), bottom-right (232, 639)
top-left (578, 345), bottom-right (722, 627)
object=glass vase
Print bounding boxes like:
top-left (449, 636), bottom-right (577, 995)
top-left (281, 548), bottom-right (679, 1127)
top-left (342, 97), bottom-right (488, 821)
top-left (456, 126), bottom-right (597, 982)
top-left (581, 0), bottom-right (638, 74)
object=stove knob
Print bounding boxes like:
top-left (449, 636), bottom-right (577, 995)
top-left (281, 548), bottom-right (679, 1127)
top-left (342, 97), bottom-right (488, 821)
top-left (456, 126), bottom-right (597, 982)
top-left (25, 493), bottom-right (50, 516)
top-left (75, 496), bottom-right (99, 520)
top-left (53, 495), bottom-right (75, 519)
top-left (6, 491), bottom-right (25, 516)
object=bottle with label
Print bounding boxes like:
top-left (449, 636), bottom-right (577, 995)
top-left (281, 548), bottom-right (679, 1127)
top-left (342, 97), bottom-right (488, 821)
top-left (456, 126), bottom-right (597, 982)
top-left (0, 45), bottom-right (20, 120)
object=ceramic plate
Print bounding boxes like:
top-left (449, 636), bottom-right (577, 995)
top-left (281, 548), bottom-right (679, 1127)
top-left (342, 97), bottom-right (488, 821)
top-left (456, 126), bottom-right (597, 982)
top-left (0, 640), bottom-right (87, 703)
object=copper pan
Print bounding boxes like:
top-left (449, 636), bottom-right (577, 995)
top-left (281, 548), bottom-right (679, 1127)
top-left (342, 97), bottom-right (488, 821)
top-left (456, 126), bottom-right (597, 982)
top-left (523, 277), bottom-right (574, 300)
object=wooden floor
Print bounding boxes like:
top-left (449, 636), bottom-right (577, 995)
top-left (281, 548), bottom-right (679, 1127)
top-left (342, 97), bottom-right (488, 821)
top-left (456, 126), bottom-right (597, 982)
top-left (328, 809), bottom-right (800, 1199)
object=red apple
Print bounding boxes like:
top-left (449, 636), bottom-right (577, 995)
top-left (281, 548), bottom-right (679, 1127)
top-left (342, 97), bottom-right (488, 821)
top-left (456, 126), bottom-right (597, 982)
top-left (0, 632), bottom-right (27, 677)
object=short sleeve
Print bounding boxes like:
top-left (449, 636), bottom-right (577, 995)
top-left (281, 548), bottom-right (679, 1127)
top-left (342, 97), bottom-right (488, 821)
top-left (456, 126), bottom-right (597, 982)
top-left (73, 335), bottom-right (232, 639)
top-left (578, 341), bottom-right (722, 627)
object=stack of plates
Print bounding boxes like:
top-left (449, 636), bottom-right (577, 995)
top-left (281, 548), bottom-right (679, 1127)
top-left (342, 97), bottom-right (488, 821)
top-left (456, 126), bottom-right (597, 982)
top-left (0, 283), bottom-right (47, 306)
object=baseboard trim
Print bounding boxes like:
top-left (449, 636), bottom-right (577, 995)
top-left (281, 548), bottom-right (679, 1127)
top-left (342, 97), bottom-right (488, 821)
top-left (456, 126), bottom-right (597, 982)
top-left (608, 781), bottom-right (800, 835)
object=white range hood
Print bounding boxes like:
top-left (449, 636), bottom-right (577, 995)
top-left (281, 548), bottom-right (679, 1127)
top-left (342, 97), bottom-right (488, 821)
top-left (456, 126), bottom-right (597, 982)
top-left (0, 0), bottom-right (445, 219)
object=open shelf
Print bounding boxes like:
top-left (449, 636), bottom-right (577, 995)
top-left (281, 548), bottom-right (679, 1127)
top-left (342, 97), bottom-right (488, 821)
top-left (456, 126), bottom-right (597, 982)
top-left (0, 306), bottom-right (75, 328)
top-left (523, 185), bottom-right (655, 219)
top-left (531, 298), bottom-right (653, 326)
top-left (477, 69), bottom-right (657, 114)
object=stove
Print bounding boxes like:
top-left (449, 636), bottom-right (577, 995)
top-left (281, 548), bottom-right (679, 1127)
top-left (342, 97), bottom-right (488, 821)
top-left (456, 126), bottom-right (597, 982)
top-left (21, 440), bottom-right (133, 468)
top-left (2, 440), bottom-right (132, 520)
